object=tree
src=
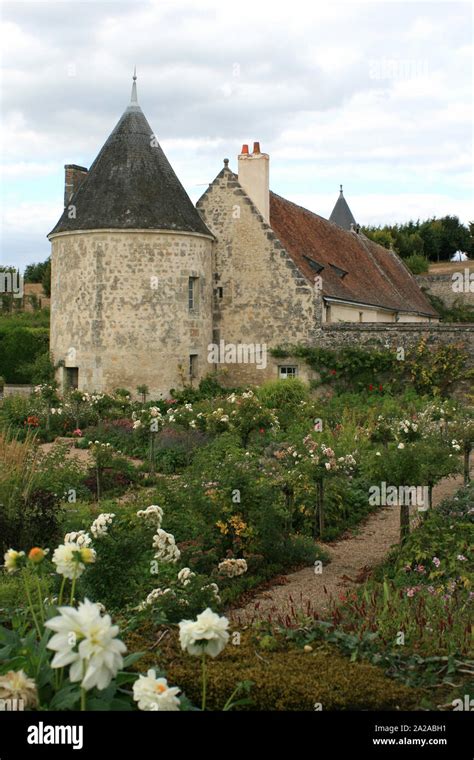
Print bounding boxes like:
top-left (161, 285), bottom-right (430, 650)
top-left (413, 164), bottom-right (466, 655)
top-left (419, 220), bottom-right (441, 261)
top-left (42, 259), bottom-right (51, 297)
top-left (23, 257), bottom-right (51, 296)
top-left (363, 217), bottom-right (474, 263)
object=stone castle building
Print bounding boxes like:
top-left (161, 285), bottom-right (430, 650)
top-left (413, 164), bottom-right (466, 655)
top-left (48, 76), bottom-right (438, 396)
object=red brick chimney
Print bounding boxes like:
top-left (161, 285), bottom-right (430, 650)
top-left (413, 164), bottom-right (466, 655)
top-left (64, 164), bottom-right (88, 206)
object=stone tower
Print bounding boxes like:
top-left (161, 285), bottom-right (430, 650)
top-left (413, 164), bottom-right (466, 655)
top-left (48, 73), bottom-right (214, 398)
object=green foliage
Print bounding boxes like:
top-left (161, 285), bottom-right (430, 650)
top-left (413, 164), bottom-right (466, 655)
top-left (273, 340), bottom-right (472, 398)
top-left (0, 597), bottom-right (139, 711)
top-left (0, 324), bottom-right (49, 383)
top-left (170, 374), bottom-right (238, 404)
top-left (405, 254), bottom-right (430, 274)
top-left (272, 344), bottom-right (398, 393)
top-left (23, 258), bottom-right (50, 287)
top-left (79, 514), bottom-right (154, 609)
top-left (294, 484), bottom-right (474, 705)
top-left (19, 351), bottom-right (55, 384)
top-left (405, 337), bottom-right (472, 397)
top-left (134, 628), bottom-right (422, 710)
top-left (389, 485), bottom-right (473, 587)
top-left (0, 434), bottom-right (89, 555)
top-left (362, 215), bottom-right (473, 262)
top-left (257, 378), bottom-right (309, 408)
top-left (425, 292), bottom-right (474, 323)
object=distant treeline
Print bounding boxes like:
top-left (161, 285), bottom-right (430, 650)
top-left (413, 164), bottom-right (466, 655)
top-left (362, 216), bottom-right (473, 263)
top-left (23, 258), bottom-right (51, 296)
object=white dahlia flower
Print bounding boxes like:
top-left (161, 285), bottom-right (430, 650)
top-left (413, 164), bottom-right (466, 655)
top-left (178, 607), bottom-right (229, 658)
top-left (64, 530), bottom-right (92, 548)
top-left (152, 529), bottom-right (181, 564)
top-left (90, 513), bottom-right (115, 538)
top-left (52, 543), bottom-right (96, 579)
top-left (3, 549), bottom-right (25, 573)
top-left (0, 669), bottom-right (38, 708)
top-left (136, 504), bottom-right (164, 528)
top-left (45, 598), bottom-right (126, 691)
top-left (217, 558), bottom-right (248, 578)
top-left (177, 567), bottom-right (195, 586)
top-left (133, 669), bottom-right (180, 711)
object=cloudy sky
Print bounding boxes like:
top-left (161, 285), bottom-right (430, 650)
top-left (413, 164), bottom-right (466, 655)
top-left (1, 0), bottom-right (472, 271)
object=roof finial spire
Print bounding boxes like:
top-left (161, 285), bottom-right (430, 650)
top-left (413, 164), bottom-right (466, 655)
top-left (340, 184), bottom-right (343, 194)
top-left (130, 66), bottom-right (138, 105)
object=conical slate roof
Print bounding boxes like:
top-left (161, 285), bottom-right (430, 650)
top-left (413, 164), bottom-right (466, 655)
top-left (329, 185), bottom-right (357, 231)
top-left (49, 77), bottom-right (211, 237)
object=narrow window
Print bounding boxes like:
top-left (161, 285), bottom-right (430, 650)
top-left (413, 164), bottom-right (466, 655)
top-left (216, 287), bottom-right (223, 299)
top-left (359, 311), bottom-right (364, 322)
top-left (65, 367), bottom-right (79, 389)
top-left (189, 354), bottom-right (198, 379)
top-left (188, 277), bottom-right (199, 311)
top-left (279, 366), bottom-right (297, 379)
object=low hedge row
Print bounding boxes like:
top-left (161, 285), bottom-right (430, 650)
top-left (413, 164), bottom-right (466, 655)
top-left (126, 627), bottom-right (423, 711)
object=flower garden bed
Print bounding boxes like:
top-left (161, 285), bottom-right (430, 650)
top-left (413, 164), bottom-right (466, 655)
top-left (0, 373), bottom-right (472, 711)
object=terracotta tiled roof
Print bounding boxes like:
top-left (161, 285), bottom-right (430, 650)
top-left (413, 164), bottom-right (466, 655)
top-left (270, 192), bottom-right (438, 317)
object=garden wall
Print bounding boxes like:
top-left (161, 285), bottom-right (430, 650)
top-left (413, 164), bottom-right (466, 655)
top-left (2, 384), bottom-right (34, 397)
top-left (316, 323), bottom-right (474, 364)
top-left (415, 272), bottom-right (474, 308)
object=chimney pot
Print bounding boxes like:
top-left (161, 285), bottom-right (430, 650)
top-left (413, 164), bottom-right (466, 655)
top-left (241, 144), bottom-right (249, 154)
top-left (64, 164), bottom-right (88, 207)
top-left (253, 141), bottom-right (261, 154)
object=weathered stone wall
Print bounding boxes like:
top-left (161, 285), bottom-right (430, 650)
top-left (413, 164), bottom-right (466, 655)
top-left (2, 384), bottom-right (34, 398)
top-left (316, 322), bottom-right (474, 364)
top-left (416, 271), bottom-right (474, 309)
top-left (197, 168), bottom-right (321, 387)
top-left (50, 229), bottom-right (213, 397)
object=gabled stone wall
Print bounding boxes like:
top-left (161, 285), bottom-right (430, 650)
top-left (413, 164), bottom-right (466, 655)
top-left (197, 168), bottom-right (322, 386)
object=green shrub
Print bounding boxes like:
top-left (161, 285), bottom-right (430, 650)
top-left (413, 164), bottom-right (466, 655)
top-left (405, 254), bottom-right (430, 274)
top-left (257, 378), bottom-right (309, 408)
top-left (128, 628), bottom-right (422, 710)
top-left (0, 325), bottom-right (49, 383)
top-left (0, 433), bottom-right (87, 554)
top-left (79, 514), bottom-right (154, 609)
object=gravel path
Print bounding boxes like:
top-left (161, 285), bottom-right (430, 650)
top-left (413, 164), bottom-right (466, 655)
top-left (230, 474), bottom-right (465, 624)
top-left (38, 440), bottom-right (143, 468)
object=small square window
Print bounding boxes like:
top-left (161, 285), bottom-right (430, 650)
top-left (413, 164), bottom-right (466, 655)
top-left (279, 366), bottom-right (297, 379)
